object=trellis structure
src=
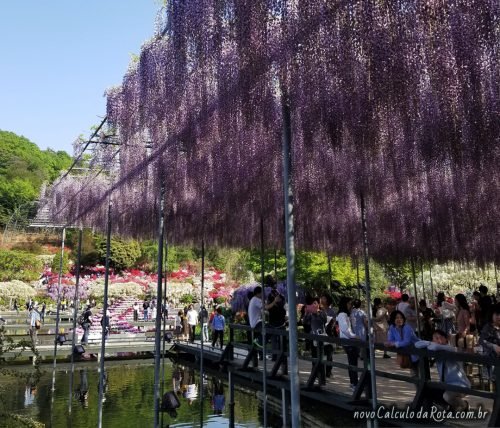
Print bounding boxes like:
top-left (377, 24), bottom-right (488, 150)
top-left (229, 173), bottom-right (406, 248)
top-left (40, 2), bottom-right (500, 427)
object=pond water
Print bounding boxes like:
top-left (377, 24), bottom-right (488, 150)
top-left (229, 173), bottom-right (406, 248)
top-left (1, 359), bottom-right (357, 427)
top-left (1, 360), bottom-right (266, 428)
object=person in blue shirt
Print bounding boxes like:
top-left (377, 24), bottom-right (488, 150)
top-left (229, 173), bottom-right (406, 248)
top-left (385, 310), bottom-right (419, 375)
top-left (415, 329), bottom-right (470, 411)
top-left (211, 307), bottom-right (226, 349)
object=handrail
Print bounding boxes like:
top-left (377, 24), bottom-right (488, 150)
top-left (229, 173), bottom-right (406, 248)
top-left (226, 322), bottom-right (500, 426)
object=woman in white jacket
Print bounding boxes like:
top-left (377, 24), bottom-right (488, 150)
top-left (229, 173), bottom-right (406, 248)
top-left (337, 296), bottom-right (359, 391)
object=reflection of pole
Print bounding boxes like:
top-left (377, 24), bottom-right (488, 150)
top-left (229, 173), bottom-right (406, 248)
top-left (281, 91), bottom-right (300, 428)
top-left (429, 263), bottom-right (434, 303)
top-left (420, 260), bottom-right (426, 302)
top-left (260, 217), bottom-right (268, 427)
top-left (68, 228), bottom-right (83, 413)
top-left (200, 239), bottom-right (205, 428)
top-left (360, 194), bottom-right (378, 428)
top-left (229, 371), bottom-right (235, 428)
top-left (160, 237), bottom-right (168, 428)
top-left (410, 258), bottom-right (421, 337)
top-left (153, 185), bottom-right (165, 428)
top-left (51, 227), bottom-right (66, 389)
top-left (98, 200), bottom-right (112, 428)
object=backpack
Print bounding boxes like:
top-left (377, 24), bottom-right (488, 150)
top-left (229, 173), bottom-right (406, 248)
top-left (325, 319), bottom-right (339, 338)
top-left (77, 313), bottom-right (86, 326)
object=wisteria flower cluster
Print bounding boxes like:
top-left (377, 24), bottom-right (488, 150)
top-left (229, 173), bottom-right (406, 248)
top-left (42, 1), bottom-right (499, 266)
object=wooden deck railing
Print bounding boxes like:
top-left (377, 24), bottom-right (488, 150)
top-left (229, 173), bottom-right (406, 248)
top-left (225, 323), bottom-right (500, 426)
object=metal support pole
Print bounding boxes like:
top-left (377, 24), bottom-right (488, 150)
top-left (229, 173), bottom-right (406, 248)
top-left (356, 258), bottom-right (361, 299)
top-left (420, 260), bottom-right (426, 302)
top-left (68, 228), bottom-right (83, 413)
top-left (98, 200), bottom-right (112, 428)
top-left (260, 216), bottom-right (268, 427)
top-left (51, 227), bottom-right (66, 389)
top-left (274, 249), bottom-right (278, 281)
top-left (327, 253), bottom-right (332, 289)
top-left (281, 91), bottom-right (301, 427)
top-left (360, 194), bottom-right (378, 428)
top-left (429, 263), bottom-right (434, 303)
top-left (495, 264), bottom-right (499, 299)
top-left (154, 185), bottom-right (165, 428)
top-left (410, 258), bottom-right (421, 338)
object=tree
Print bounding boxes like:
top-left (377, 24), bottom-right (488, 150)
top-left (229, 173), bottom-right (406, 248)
top-left (0, 130), bottom-right (71, 226)
top-left (95, 237), bottom-right (141, 271)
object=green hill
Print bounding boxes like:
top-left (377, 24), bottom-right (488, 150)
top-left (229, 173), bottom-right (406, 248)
top-left (0, 130), bottom-right (72, 226)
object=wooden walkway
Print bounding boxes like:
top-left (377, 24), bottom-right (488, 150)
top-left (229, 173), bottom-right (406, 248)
top-left (173, 328), bottom-right (497, 427)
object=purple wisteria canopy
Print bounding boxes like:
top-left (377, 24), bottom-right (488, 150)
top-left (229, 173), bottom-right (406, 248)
top-left (43, 0), bottom-right (500, 264)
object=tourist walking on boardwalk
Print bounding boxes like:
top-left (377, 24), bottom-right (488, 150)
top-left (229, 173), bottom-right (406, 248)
top-left (435, 292), bottom-right (456, 335)
top-left (337, 296), bottom-right (359, 391)
top-left (385, 310), bottom-right (419, 376)
top-left (40, 302), bottom-right (46, 324)
top-left (143, 300), bottom-right (149, 321)
top-left (403, 297), bottom-right (419, 335)
top-left (266, 279), bottom-right (287, 361)
top-left (455, 293), bottom-right (471, 346)
top-left (479, 302), bottom-right (500, 356)
top-left (28, 304), bottom-right (41, 346)
top-left (396, 294), bottom-right (410, 314)
top-left (211, 307), bottom-right (225, 349)
top-left (13, 298), bottom-right (19, 314)
top-left (80, 305), bottom-right (92, 345)
top-left (187, 305), bottom-right (198, 343)
top-left (373, 298), bottom-right (390, 358)
top-left (249, 286), bottom-right (282, 350)
top-left (320, 293), bottom-right (336, 376)
top-left (174, 310), bottom-right (184, 340)
top-left (133, 302), bottom-right (139, 322)
top-left (200, 305), bottom-right (209, 342)
top-left (350, 299), bottom-right (367, 341)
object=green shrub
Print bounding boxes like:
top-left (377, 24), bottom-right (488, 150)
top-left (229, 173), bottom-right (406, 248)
top-left (180, 294), bottom-right (194, 304)
top-left (51, 250), bottom-right (71, 274)
top-left (10, 241), bottom-right (43, 254)
top-left (95, 237), bottom-right (141, 271)
top-left (0, 250), bottom-right (43, 281)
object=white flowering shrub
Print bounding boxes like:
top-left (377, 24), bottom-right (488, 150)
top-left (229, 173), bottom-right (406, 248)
top-left (0, 280), bottom-right (36, 302)
top-left (88, 281), bottom-right (145, 299)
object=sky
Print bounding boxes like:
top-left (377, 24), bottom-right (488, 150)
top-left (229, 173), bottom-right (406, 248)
top-left (0, 1), bottom-right (162, 154)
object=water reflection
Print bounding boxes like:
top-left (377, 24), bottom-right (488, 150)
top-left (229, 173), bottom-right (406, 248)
top-left (2, 361), bottom-right (263, 427)
top-left (211, 379), bottom-right (225, 415)
top-left (75, 369), bottom-right (89, 409)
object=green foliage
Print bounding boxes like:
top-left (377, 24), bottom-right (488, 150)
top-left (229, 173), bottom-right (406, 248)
top-left (0, 250), bottom-right (43, 281)
top-left (95, 236), bottom-right (141, 271)
top-left (0, 130), bottom-right (71, 226)
top-left (180, 293), bottom-right (194, 304)
top-left (381, 261), bottom-right (413, 291)
top-left (51, 250), bottom-right (71, 274)
top-left (137, 241), bottom-right (197, 272)
top-left (66, 229), bottom-right (100, 266)
top-left (10, 241), bottom-right (43, 254)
